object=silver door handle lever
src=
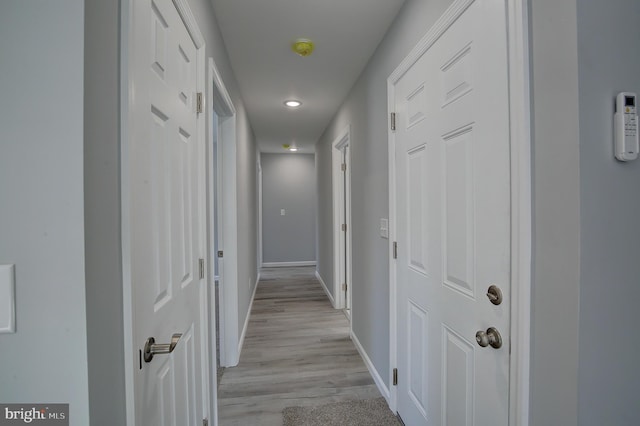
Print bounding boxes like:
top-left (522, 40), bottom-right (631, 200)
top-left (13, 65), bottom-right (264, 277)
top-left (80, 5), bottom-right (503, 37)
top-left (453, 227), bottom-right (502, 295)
top-left (144, 333), bottom-right (182, 363)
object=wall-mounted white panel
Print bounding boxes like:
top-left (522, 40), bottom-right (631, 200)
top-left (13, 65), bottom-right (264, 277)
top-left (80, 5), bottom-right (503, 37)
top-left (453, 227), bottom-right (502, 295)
top-left (0, 264), bottom-right (16, 334)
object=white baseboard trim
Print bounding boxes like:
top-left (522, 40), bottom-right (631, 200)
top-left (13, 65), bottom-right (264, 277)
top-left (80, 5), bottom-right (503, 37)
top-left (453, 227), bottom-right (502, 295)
top-left (315, 271), bottom-right (335, 308)
top-left (262, 261), bottom-right (316, 268)
top-left (351, 330), bottom-right (390, 403)
top-left (237, 273), bottom-right (260, 357)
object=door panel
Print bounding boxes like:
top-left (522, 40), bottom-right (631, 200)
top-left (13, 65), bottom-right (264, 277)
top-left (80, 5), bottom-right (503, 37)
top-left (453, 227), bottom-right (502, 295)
top-left (407, 301), bottom-right (428, 418)
top-left (442, 326), bottom-right (474, 426)
top-left (128, 0), bottom-right (206, 424)
top-left (407, 144), bottom-right (428, 275)
top-left (395, 1), bottom-right (510, 424)
top-left (443, 127), bottom-right (474, 298)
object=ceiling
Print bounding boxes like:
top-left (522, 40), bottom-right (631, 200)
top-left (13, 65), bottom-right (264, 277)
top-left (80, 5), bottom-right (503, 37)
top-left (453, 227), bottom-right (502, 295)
top-left (210, 0), bottom-right (406, 153)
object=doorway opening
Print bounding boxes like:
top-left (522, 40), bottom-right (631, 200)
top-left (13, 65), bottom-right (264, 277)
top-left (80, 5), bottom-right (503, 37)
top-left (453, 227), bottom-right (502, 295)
top-left (332, 126), bottom-right (352, 317)
top-left (206, 56), bottom-right (240, 424)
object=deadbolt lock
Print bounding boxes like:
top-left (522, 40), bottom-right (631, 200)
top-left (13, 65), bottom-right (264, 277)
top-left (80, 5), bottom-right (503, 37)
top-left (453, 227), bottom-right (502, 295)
top-left (486, 285), bottom-right (503, 305)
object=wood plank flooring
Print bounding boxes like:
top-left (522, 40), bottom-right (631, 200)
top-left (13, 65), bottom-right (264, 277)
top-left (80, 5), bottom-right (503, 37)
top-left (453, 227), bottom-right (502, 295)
top-left (217, 266), bottom-right (382, 425)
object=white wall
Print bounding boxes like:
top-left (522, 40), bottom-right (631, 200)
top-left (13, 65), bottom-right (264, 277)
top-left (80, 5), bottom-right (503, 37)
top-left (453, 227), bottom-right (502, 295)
top-left (576, 0), bottom-right (640, 424)
top-left (262, 154), bottom-right (316, 264)
top-left (0, 1), bottom-right (90, 424)
top-left (315, 0), bottom-right (455, 388)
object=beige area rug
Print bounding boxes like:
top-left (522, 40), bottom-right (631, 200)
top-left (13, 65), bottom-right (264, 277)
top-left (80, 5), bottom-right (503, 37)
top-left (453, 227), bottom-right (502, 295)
top-left (282, 397), bottom-right (401, 426)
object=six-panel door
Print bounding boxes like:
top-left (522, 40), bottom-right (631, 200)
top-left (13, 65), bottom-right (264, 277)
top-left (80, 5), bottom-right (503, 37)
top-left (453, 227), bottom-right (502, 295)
top-left (395, 1), bottom-right (511, 424)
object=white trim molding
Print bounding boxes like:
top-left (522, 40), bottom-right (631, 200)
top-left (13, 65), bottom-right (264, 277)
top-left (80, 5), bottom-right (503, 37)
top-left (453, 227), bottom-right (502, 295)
top-left (351, 331), bottom-right (390, 403)
top-left (171, 0), bottom-right (204, 48)
top-left (387, 0), bottom-right (531, 423)
top-left (207, 57), bottom-right (240, 369)
top-left (506, 0), bottom-right (532, 424)
top-left (315, 271), bottom-right (336, 308)
top-left (237, 274), bottom-right (260, 357)
top-left (262, 261), bottom-right (316, 268)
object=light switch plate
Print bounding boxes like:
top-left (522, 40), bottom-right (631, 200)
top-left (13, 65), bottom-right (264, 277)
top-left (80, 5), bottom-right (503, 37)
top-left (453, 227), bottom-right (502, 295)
top-left (281, 209), bottom-right (286, 216)
top-left (380, 218), bottom-right (389, 239)
top-left (0, 264), bottom-right (16, 334)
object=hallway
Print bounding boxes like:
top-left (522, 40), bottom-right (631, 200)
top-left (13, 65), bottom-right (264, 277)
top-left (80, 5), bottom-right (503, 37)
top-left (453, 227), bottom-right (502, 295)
top-left (217, 267), bottom-right (384, 425)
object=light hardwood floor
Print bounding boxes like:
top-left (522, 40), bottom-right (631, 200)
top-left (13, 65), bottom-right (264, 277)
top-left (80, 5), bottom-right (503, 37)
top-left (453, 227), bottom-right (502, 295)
top-left (217, 266), bottom-right (383, 425)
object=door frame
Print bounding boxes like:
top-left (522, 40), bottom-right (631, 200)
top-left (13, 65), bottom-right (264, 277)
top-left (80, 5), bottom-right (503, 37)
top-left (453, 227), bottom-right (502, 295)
top-left (332, 125), bottom-right (353, 311)
top-left (120, 0), bottom-right (208, 424)
top-left (257, 155), bottom-right (263, 267)
top-left (207, 58), bottom-right (241, 370)
top-left (386, 0), bottom-right (531, 424)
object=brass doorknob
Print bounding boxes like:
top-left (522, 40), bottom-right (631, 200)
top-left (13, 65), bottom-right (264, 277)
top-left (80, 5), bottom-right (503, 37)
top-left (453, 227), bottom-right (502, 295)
top-left (475, 327), bottom-right (502, 349)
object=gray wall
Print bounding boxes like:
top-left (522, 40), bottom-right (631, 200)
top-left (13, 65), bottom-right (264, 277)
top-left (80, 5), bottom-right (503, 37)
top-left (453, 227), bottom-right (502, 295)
top-left (262, 154), bottom-right (316, 264)
top-left (315, 0), bottom-right (455, 388)
top-left (83, 0), bottom-right (259, 420)
top-left (316, 144), bottom-right (334, 296)
top-left (576, 0), bottom-right (640, 424)
top-left (0, 1), bottom-right (90, 424)
top-left (316, 1), bottom-right (635, 425)
top-left (0, 0), bottom-right (257, 424)
top-left (84, 0), bottom-right (126, 424)
top-left (529, 0), bottom-right (581, 424)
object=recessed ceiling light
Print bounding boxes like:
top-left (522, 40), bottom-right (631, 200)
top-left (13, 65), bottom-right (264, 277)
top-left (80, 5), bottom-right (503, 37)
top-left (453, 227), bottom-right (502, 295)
top-left (284, 100), bottom-right (302, 108)
top-left (289, 147), bottom-right (298, 152)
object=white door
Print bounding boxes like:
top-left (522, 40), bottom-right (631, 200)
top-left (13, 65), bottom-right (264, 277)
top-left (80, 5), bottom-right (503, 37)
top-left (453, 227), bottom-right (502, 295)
top-left (127, 0), bottom-right (207, 424)
top-left (337, 147), bottom-right (348, 309)
top-left (394, 0), bottom-right (510, 424)
top-left (342, 145), bottom-right (352, 312)
top-left (333, 135), bottom-right (352, 312)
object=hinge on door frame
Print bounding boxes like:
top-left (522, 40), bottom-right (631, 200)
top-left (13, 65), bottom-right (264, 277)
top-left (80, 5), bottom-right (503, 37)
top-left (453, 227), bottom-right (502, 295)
top-left (203, 419), bottom-right (209, 426)
top-left (393, 241), bottom-right (398, 259)
top-left (393, 368), bottom-right (398, 386)
top-left (217, 250), bottom-right (224, 258)
top-left (199, 258), bottom-right (205, 279)
top-left (390, 112), bottom-right (396, 131)
top-left (342, 223), bottom-right (347, 232)
top-left (341, 163), bottom-right (346, 172)
top-left (196, 92), bottom-right (204, 114)
top-left (342, 282), bottom-right (347, 292)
